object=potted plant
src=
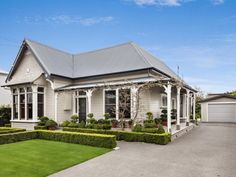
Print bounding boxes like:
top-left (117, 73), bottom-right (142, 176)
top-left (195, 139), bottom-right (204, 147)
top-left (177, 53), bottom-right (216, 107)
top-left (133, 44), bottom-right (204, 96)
top-left (111, 119), bottom-right (119, 128)
top-left (160, 109), bottom-right (167, 126)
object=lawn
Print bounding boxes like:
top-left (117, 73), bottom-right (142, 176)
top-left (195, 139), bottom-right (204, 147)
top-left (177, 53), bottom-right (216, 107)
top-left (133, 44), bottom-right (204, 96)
top-left (0, 139), bottom-right (111, 177)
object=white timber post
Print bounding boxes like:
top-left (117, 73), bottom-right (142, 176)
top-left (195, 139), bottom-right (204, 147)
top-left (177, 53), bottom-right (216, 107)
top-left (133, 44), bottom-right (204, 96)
top-left (164, 83), bottom-right (172, 133)
top-left (24, 87), bottom-right (27, 120)
top-left (54, 92), bottom-right (58, 122)
top-left (11, 89), bottom-right (14, 121)
top-left (116, 88), bottom-right (119, 120)
top-left (131, 86), bottom-right (138, 120)
top-left (86, 89), bottom-right (93, 115)
top-left (17, 88), bottom-right (20, 120)
top-left (32, 85), bottom-right (38, 121)
top-left (193, 93), bottom-right (196, 121)
top-left (176, 86), bottom-right (181, 130)
top-left (186, 89), bottom-right (190, 126)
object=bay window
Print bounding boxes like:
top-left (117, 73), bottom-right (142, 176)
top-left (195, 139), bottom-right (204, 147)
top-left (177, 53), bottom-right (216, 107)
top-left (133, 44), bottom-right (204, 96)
top-left (19, 88), bottom-right (25, 120)
top-left (27, 87), bottom-right (33, 120)
top-left (37, 87), bottom-right (44, 118)
top-left (12, 86), bottom-right (44, 120)
top-left (13, 89), bottom-right (18, 120)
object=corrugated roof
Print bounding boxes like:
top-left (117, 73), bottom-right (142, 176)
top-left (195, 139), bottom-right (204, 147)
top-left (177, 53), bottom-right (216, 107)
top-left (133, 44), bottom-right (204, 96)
top-left (199, 94), bottom-right (236, 103)
top-left (21, 39), bottom-right (179, 79)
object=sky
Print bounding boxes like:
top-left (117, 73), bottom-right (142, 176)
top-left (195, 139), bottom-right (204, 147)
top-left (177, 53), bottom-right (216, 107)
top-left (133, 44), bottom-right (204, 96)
top-left (0, 0), bottom-right (235, 93)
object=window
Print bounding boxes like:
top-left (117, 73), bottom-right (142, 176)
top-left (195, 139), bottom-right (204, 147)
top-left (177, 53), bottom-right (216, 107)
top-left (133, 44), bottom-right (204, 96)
top-left (27, 87), bottom-right (33, 120)
top-left (161, 94), bottom-right (167, 107)
top-left (19, 88), bottom-right (25, 120)
top-left (13, 93), bottom-right (18, 120)
top-left (119, 89), bottom-right (131, 119)
top-left (37, 87), bottom-right (44, 118)
top-left (105, 90), bottom-right (116, 118)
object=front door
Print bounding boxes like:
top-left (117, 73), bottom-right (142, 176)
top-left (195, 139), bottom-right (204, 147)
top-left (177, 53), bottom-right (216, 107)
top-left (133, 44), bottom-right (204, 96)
top-left (79, 98), bottom-right (87, 123)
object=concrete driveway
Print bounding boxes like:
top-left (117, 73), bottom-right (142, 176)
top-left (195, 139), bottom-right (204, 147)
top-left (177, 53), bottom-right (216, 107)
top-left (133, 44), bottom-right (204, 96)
top-left (50, 123), bottom-right (236, 177)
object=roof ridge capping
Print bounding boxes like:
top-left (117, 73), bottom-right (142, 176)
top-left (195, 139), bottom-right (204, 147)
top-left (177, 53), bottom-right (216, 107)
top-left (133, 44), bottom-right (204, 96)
top-left (74, 41), bottom-right (134, 56)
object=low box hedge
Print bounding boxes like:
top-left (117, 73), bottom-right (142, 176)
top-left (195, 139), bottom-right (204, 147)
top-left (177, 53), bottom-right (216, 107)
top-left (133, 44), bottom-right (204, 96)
top-left (0, 127), bottom-right (26, 134)
top-left (63, 128), bottom-right (171, 145)
top-left (34, 126), bottom-right (47, 130)
top-left (0, 131), bottom-right (38, 144)
top-left (36, 130), bottom-right (116, 149)
top-left (0, 130), bottom-right (116, 149)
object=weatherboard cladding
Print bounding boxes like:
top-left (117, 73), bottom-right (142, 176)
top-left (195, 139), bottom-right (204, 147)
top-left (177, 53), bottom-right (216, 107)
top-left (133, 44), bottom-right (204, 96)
top-left (23, 39), bottom-right (180, 80)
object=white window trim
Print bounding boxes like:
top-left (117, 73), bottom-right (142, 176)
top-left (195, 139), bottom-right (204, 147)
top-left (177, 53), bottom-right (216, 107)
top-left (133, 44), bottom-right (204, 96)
top-left (11, 85), bottom-right (45, 122)
top-left (161, 94), bottom-right (167, 108)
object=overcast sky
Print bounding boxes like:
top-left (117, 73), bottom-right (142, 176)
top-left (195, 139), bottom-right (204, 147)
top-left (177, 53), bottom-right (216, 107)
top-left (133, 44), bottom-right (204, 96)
top-left (0, 0), bottom-right (235, 93)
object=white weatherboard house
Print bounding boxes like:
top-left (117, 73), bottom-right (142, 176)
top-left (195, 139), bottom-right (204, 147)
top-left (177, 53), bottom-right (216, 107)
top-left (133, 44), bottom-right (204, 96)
top-left (0, 70), bottom-right (11, 105)
top-left (3, 39), bottom-right (197, 131)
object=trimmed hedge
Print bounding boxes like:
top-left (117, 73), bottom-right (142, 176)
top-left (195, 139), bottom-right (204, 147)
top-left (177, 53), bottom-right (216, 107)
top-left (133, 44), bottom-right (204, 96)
top-left (37, 130), bottom-right (116, 149)
top-left (0, 130), bottom-right (116, 149)
top-left (34, 126), bottom-right (47, 130)
top-left (63, 128), bottom-right (171, 145)
top-left (0, 127), bottom-right (26, 134)
top-left (0, 131), bottom-right (38, 144)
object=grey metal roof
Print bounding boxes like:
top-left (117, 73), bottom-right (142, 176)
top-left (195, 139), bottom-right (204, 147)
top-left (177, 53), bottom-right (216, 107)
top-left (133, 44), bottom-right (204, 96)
top-left (199, 94), bottom-right (236, 103)
top-left (0, 70), bottom-right (8, 75)
top-left (21, 39), bottom-right (180, 80)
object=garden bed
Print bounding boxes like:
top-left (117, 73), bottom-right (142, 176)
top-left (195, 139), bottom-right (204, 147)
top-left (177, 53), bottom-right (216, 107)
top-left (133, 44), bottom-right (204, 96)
top-left (63, 127), bottom-right (171, 145)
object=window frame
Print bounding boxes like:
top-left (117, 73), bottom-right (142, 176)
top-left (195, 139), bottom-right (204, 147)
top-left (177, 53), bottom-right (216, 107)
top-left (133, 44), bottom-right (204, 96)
top-left (161, 94), bottom-right (167, 108)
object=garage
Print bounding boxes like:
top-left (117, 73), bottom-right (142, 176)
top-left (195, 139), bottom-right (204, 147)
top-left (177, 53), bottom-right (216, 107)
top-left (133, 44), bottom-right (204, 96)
top-left (200, 94), bottom-right (236, 123)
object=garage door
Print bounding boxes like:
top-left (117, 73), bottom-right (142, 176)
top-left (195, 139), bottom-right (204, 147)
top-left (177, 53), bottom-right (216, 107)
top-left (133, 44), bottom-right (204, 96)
top-left (208, 104), bottom-right (236, 122)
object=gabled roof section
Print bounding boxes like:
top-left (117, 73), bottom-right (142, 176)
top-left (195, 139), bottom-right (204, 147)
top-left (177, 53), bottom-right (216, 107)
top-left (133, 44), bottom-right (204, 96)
top-left (0, 69), bottom-right (8, 75)
top-left (199, 94), bottom-right (236, 103)
top-left (7, 39), bottom-right (181, 81)
top-left (25, 39), bottom-right (73, 78)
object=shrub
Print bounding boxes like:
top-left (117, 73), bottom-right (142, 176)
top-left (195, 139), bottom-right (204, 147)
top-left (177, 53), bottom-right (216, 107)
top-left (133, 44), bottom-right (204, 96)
top-left (87, 118), bottom-right (97, 124)
top-left (144, 122), bottom-right (156, 128)
top-left (71, 115), bottom-right (79, 123)
top-left (68, 122), bottom-right (79, 128)
top-left (171, 109), bottom-right (177, 119)
top-left (103, 113), bottom-right (110, 120)
top-left (45, 119), bottom-right (58, 130)
top-left (34, 126), bottom-right (47, 130)
top-left (60, 120), bottom-right (70, 127)
top-left (87, 113), bottom-right (94, 119)
top-left (146, 112), bottom-right (153, 120)
top-left (94, 124), bottom-right (112, 130)
top-left (97, 119), bottom-right (105, 124)
top-left (111, 119), bottom-right (119, 128)
top-left (0, 127), bottom-right (26, 134)
top-left (0, 106), bottom-right (11, 126)
top-left (132, 124), bottom-right (142, 132)
top-left (141, 128), bottom-right (159, 134)
top-left (0, 131), bottom-right (38, 145)
top-left (4, 124), bottom-right (11, 127)
top-left (154, 118), bottom-right (162, 125)
top-left (38, 116), bottom-right (49, 126)
top-left (157, 124), bottom-right (165, 134)
top-left (63, 127), bottom-right (171, 145)
top-left (37, 130), bottom-right (116, 148)
top-left (86, 124), bottom-right (95, 129)
top-left (160, 109), bottom-right (167, 121)
top-left (78, 120), bottom-right (86, 128)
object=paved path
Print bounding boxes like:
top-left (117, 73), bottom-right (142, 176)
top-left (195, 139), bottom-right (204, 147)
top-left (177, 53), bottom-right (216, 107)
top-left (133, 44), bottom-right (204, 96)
top-left (49, 123), bottom-right (236, 177)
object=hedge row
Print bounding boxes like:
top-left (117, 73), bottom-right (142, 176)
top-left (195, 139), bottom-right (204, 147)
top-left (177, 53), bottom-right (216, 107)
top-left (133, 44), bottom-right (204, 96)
top-left (0, 131), bottom-right (38, 144)
top-left (0, 127), bottom-right (26, 134)
top-left (34, 126), bottom-right (47, 130)
top-left (0, 130), bottom-right (116, 149)
top-left (36, 130), bottom-right (116, 149)
top-left (63, 128), bottom-right (171, 145)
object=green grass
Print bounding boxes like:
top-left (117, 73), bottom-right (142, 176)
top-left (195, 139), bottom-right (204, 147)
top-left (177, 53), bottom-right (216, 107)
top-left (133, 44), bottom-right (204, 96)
top-left (0, 139), bottom-right (111, 177)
